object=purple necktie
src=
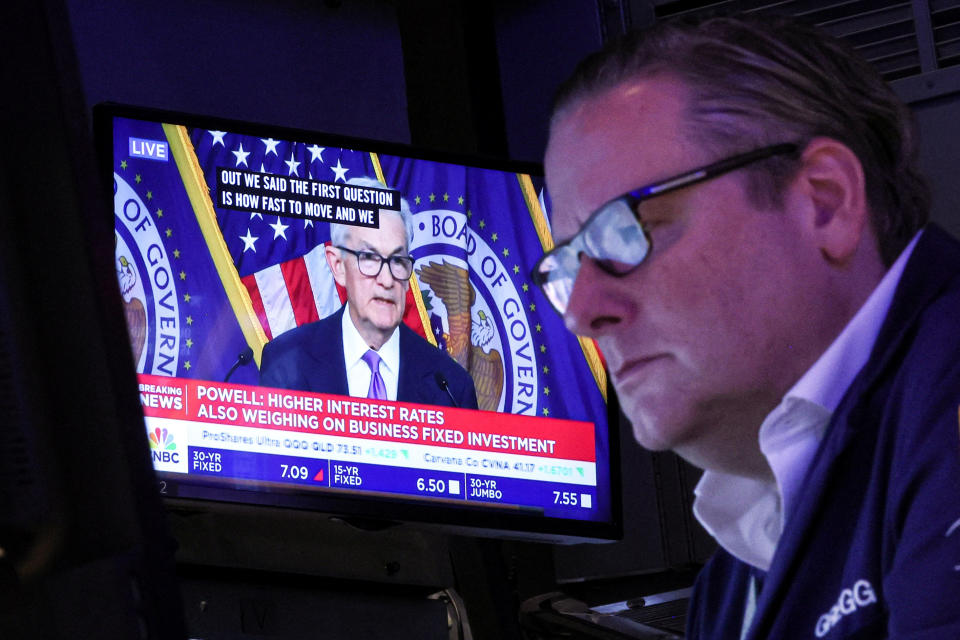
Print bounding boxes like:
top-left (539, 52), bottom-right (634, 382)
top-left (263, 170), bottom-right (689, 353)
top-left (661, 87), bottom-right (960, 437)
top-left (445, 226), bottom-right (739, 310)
top-left (361, 349), bottom-right (387, 400)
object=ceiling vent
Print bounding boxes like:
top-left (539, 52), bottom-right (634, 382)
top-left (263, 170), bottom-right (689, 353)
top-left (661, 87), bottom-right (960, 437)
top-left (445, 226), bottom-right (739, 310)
top-left (649, 0), bottom-right (960, 83)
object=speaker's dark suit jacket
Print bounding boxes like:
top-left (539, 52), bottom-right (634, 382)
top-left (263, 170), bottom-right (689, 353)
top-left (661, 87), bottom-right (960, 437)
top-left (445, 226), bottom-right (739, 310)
top-left (686, 225), bottom-right (960, 639)
top-left (259, 306), bottom-right (479, 409)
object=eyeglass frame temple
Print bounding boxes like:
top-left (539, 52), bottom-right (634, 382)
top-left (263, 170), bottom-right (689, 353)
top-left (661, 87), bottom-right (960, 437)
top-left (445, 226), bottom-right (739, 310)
top-left (531, 142), bottom-right (800, 300)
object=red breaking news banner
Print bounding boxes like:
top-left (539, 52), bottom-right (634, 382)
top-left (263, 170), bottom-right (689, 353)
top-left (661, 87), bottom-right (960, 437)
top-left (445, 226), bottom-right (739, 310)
top-left (138, 374), bottom-right (596, 462)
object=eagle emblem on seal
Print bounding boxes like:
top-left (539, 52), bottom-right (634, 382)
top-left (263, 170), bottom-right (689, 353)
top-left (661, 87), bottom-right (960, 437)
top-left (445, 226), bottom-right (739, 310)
top-left (116, 238), bottom-right (147, 367)
top-left (417, 261), bottom-right (504, 411)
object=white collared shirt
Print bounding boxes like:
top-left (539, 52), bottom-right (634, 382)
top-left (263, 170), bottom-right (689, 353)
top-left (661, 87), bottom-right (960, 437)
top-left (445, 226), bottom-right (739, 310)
top-left (341, 302), bottom-right (400, 400)
top-left (693, 231), bottom-right (922, 572)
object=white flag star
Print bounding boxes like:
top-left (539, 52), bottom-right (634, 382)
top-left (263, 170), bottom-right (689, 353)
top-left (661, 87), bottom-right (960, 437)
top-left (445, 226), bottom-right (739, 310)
top-left (209, 130), bottom-right (227, 146)
top-left (285, 152), bottom-right (301, 176)
top-left (303, 218), bottom-right (314, 228)
top-left (261, 138), bottom-right (280, 156)
top-left (240, 228), bottom-right (258, 252)
top-left (249, 211), bottom-right (263, 221)
top-left (269, 217), bottom-right (289, 240)
top-left (232, 143), bottom-right (250, 167)
top-left (308, 144), bottom-right (325, 163)
top-left (331, 159), bottom-right (349, 182)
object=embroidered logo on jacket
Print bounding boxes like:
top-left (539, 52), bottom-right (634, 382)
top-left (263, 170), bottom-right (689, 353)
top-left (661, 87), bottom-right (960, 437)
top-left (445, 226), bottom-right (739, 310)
top-left (947, 517), bottom-right (960, 572)
top-left (814, 579), bottom-right (877, 638)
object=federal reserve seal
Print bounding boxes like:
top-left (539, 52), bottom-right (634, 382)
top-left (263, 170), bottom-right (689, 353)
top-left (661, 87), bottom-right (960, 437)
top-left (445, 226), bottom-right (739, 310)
top-left (411, 208), bottom-right (539, 416)
top-left (114, 172), bottom-right (181, 376)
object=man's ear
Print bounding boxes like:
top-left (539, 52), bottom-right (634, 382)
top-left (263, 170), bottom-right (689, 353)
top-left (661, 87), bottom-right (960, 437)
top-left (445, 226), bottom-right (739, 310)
top-left (324, 244), bottom-right (347, 287)
top-left (794, 137), bottom-right (870, 266)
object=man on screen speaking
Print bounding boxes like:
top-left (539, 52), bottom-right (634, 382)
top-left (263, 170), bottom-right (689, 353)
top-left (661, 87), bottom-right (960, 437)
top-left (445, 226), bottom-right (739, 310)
top-left (259, 177), bottom-right (479, 409)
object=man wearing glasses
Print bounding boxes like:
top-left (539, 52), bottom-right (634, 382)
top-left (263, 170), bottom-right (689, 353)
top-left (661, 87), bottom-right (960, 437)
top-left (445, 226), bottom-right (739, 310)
top-left (536, 14), bottom-right (960, 640)
top-left (260, 178), bottom-right (478, 409)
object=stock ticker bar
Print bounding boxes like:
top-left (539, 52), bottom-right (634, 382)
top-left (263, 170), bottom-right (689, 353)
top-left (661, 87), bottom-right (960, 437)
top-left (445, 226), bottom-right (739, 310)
top-left (140, 374), bottom-right (598, 517)
top-left (187, 445), bottom-right (596, 513)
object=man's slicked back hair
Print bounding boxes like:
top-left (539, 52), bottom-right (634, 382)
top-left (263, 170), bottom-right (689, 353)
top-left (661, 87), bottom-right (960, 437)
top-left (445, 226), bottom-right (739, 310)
top-left (552, 14), bottom-right (929, 266)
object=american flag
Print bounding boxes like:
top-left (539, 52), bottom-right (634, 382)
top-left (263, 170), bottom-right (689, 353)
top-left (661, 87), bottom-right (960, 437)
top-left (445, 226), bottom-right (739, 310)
top-left (186, 127), bottom-right (427, 342)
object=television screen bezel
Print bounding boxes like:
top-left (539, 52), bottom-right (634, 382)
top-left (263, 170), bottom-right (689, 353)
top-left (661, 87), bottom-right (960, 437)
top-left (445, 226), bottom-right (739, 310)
top-left (93, 101), bottom-right (623, 544)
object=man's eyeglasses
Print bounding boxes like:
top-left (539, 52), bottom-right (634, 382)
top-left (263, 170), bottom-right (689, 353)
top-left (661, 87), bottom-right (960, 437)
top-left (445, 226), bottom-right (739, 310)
top-left (337, 246), bottom-right (415, 280)
top-left (531, 143), bottom-right (799, 315)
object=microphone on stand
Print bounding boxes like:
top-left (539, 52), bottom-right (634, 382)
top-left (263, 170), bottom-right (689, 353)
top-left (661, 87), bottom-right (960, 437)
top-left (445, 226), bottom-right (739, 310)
top-left (224, 346), bottom-right (254, 383)
top-left (434, 372), bottom-right (459, 408)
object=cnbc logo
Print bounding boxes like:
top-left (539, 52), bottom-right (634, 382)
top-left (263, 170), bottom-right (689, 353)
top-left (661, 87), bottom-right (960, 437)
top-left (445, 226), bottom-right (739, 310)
top-left (148, 427), bottom-right (180, 464)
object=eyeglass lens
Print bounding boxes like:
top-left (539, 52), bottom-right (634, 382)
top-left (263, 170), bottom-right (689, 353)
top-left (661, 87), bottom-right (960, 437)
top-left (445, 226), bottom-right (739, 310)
top-left (356, 251), bottom-right (413, 280)
top-left (538, 201), bottom-right (650, 312)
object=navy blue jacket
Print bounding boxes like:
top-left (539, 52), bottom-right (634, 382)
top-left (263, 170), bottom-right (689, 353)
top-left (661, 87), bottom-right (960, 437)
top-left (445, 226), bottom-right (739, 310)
top-left (687, 225), bottom-right (960, 639)
top-left (258, 306), bottom-right (479, 410)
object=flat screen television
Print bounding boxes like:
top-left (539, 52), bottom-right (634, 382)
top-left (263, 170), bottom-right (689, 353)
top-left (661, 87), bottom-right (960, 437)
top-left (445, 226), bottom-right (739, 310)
top-left (94, 103), bottom-right (621, 543)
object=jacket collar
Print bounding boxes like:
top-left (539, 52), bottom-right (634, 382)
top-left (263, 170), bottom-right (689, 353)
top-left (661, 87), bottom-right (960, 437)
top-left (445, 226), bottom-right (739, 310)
top-left (747, 224), bottom-right (960, 637)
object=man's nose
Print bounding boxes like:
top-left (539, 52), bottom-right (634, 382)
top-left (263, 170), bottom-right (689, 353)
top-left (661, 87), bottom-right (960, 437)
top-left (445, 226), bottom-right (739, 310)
top-left (563, 257), bottom-right (626, 336)
top-left (375, 261), bottom-right (396, 286)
